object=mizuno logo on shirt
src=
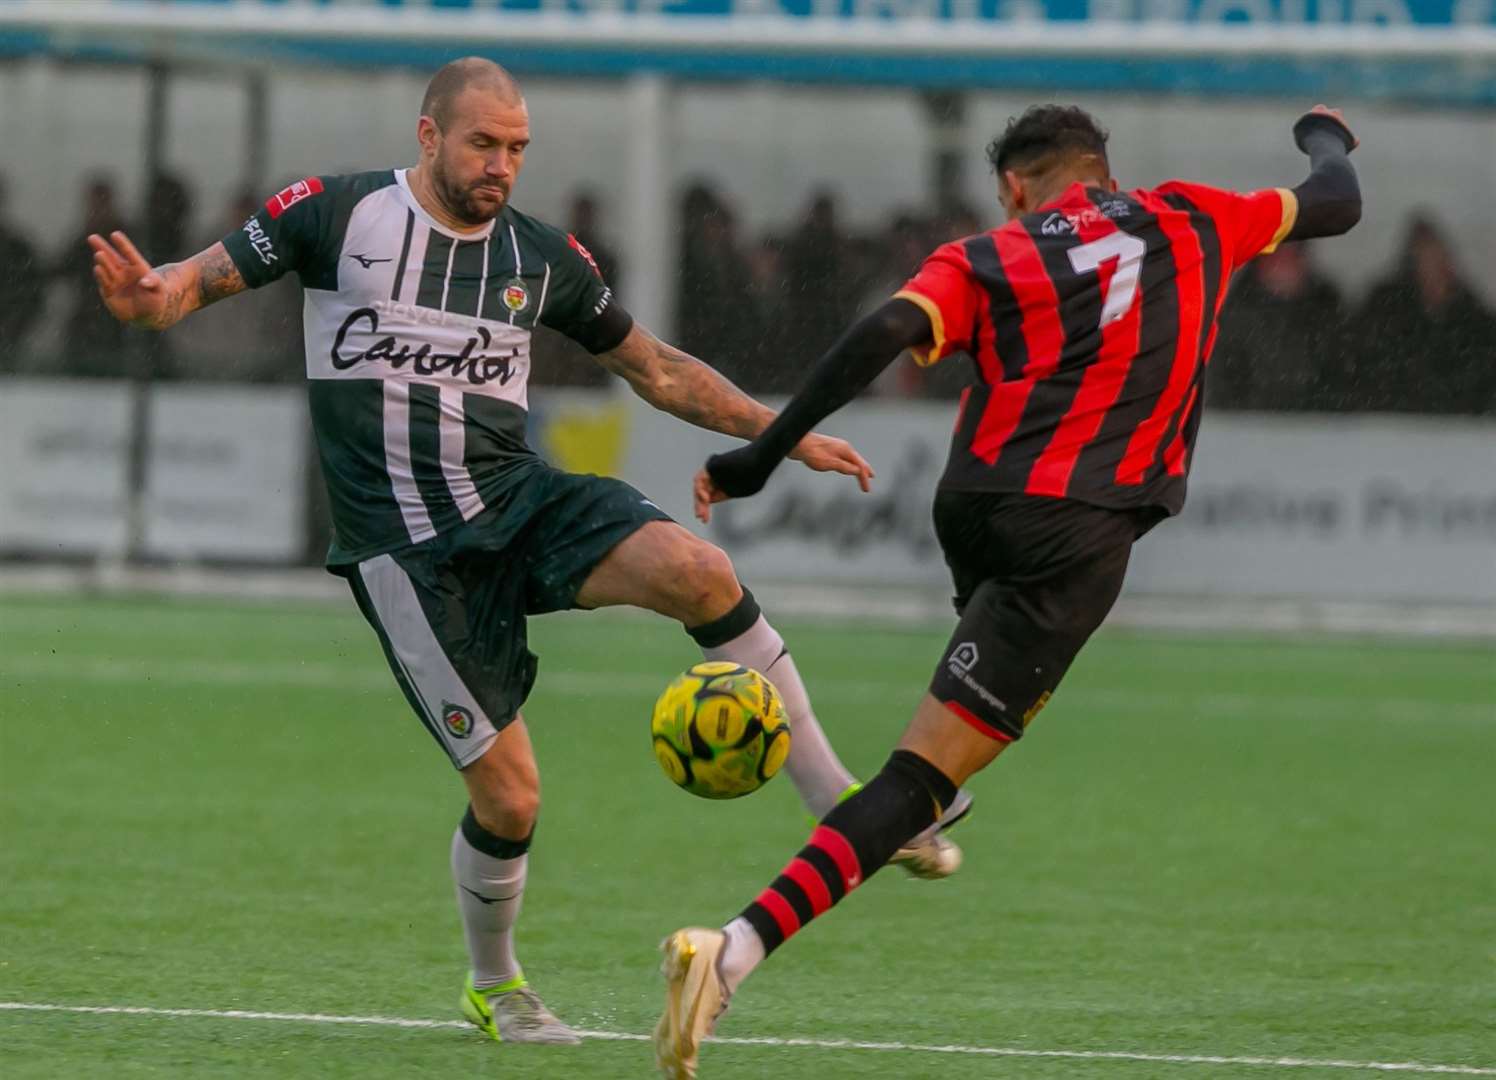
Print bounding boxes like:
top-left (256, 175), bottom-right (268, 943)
top-left (348, 253), bottom-right (393, 268)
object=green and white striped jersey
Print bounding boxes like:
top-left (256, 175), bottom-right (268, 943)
top-left (221, 170), bottom-right (628, 566)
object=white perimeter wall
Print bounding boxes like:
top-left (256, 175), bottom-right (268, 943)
top-left (4, 379), bottom-right (1491, 608)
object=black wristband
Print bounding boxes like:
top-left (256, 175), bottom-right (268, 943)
top-left (1293, 113), bottom-right (1355, 155)
top-left (705, 445), bottom-right (775, 499)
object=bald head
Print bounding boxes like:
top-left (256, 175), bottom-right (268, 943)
top-left (411, 58), bottom-right (530, 228)
top-left (421, 57), bottom-right (523, 131)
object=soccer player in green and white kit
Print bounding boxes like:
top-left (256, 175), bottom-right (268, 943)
top-left (88, 58), bottom-right (969, 1045)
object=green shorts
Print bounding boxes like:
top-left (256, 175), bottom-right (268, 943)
top-left (343, 467), bottom-right (672, 768)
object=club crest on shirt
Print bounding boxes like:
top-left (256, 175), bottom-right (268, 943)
top-left (501, 279), bottom-right (531, 314)
top-left (442, 701), bottom-right (475, 739)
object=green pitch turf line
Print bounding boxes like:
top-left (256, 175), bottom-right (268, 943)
top-left (5, 653), bottom-right (1491, 724)
top-left (3, 1003), bottom-right (1493, 1076)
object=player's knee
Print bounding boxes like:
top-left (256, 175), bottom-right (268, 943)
top-left (674, 539), bottom-right (740, 619)
top-left (471, 789), bottom-right (539, 839)
top-left (469, 772), bottom-right (541, 839)
top-left (460, 803), bottom-right (536, 861)
top-left (505, 790), bottom-right (541, 836)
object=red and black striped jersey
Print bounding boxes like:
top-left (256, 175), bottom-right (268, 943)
top-left (896, 181), bottom-right (1298, 514)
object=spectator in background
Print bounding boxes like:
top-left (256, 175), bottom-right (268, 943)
top-left (56, 174), bottom-right (136, 377)
top-left (1209, 242), bottom-right (1347, 411)
top-left (529, 190), bottom-right (621, 388)
top-left (677, 182), bottom-right (763, 389)
top-left (779, 189), bottom-right (854, 366)
top-left (567, 190), bottom-right (621, 293)
top-left (0, 174), bottom-right (46, 372)
top-left (935, 201), bottom-right (984, 246)
top-left (745, 232), bottom-right (791, 381)
top-left (137, 171), bottom-right (197, 380)
top-left (172, 189), bottom-right (304, 382)
top-left (144, 171), bottom-right (195, 266)
top-left (1349, 214), bottom-right (1496, 415)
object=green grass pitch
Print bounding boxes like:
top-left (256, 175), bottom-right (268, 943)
top-left (1, 592), bottom-right (1492, 1079)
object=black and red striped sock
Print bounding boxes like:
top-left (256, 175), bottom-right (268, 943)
top-left (739, 749), bottom-right (957, 954)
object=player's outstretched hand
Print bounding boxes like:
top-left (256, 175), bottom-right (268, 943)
top-left (693, 467), bottom-right (728, 524)
top-left (695, 442), bottom-right (769, 523)
top-left (1295, 105), bottom-right (1358, 153)
top-left (694, 433), bottom-right (874, 524)
top-left (787, 433), bottom-right (875, 489)
top-left (89, 230), bottom-right (169, 327)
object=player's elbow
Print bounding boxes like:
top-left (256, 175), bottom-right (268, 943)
top-left (1323, 195), bottom-right (1362, 236)
top-left (1290, 159), bottom-right (1361, 239)
top-left (1288, 190), bottom-right (1362, 241)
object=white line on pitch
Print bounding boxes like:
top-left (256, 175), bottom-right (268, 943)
top-left (2, 1002), bottom-right (1493, 1076)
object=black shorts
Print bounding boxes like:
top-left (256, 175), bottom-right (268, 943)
top-left (342, 468), bottom-right (671, 768)
top-left (927, 490), bottom-right (1163, 743)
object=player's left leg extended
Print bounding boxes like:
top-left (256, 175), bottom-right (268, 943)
top-left (574, 519), bottom-right (861, 819)
top-left (655, 693), bottom-right (994, 1077)
top-left (654, 525), bottom-right (1136, 1078)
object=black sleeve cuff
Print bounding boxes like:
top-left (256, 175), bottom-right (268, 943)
top-left (569, 302), bottom-right (634, 354)
top-left (219, 226), bottom-right (271, 290)
top-left (1293, 112), bottom-right (1356, 155)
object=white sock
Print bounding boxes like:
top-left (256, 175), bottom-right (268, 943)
top-left (703, 613), bottom-right (857, 817)
top-left (718, 916), bottom-right (766, 995)
top-left (450, 826), bottom-right (527, 989)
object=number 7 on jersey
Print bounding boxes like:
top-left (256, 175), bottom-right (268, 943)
top-left (1067, 232), bottom-right (1148, 328)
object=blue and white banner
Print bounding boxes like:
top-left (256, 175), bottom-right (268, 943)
top-left (0, 0), bottom-right (1493, 103)
top-left (146, 0), bottom-right (1495, 25)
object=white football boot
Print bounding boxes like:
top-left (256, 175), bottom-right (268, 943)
top-left (890, 787), bottom-right (973, 879)
top-left (654, 928), bottom-right (731, 1079)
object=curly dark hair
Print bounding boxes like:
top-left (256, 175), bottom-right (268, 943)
top-left (985, 105), bottom-right (1110, 177)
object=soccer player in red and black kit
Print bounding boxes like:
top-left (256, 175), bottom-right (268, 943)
top-left (653, 104), bottom-right (1362, 1077)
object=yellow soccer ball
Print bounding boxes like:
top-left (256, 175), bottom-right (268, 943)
top-left (651, 661), bottom-right (791, 799)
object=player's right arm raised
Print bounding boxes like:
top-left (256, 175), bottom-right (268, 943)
top-left (89, 232), bottom-right (246, 331)
top-left (1284, 105), bottom-right (1362, 240)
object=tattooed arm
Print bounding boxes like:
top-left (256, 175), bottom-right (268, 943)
top-left (89, 232), bottom-right (247, 331)
top-left (596, 323), bottom-right (778, 439)
top-left (596, 323), bottom-right (873, 515)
